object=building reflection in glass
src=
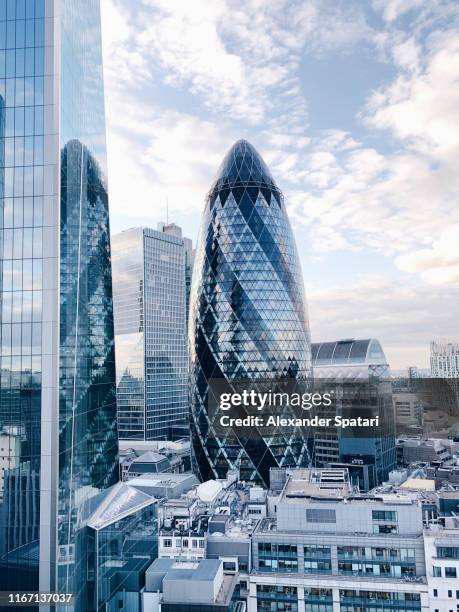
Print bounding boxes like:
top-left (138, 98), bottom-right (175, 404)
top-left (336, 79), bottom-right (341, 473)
top-left (87, 483), bottom-right (158, 611)
top-left (0, 2), bottom-right (119, 610)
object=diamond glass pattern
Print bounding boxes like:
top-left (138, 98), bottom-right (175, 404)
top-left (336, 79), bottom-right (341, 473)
top-left (189, 140), bottom-right (312, 485)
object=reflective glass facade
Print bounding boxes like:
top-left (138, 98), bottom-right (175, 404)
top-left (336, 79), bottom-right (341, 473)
top-left (189, 140), bottom-right (312, 485)
top-left (0, 1), bottom-right (48, 593)
top-left (339, 590), bottom-right (421, 611)
top-left (312, 339), bottom-right (396, 490)
top-left (0, 1), bottom-right (118, 609)
top-left (257, 585), bottom-right (298, 611)
top-left (87, 484), bottom-right (158, 611)
top-left (112, 227), bottom-right (188, 440)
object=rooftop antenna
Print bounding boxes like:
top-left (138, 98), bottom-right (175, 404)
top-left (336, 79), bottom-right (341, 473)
top-left (166, 196), bottom-right (169, 225)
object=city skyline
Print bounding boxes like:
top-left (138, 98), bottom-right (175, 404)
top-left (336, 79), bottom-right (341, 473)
top-left (100, 0), bottom-right (459, 370)
top-left (1, 2), bottom-right (459, 611)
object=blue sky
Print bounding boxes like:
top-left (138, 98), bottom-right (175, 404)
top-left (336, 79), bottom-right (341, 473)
top-left (100, 0), bottom-right (459, 369)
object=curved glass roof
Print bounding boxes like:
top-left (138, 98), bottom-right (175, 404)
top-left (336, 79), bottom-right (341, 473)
top-left (87, 482), bottom-right (153, 530)
top-left (208, 139), bottom-right (283, 207)
top-left (311, 338), bottom-right (387, 366)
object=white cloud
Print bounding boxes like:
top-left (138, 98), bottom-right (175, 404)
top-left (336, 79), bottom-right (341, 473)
top-left (365, 30), bottom-right (459, 157)
top-left (104, 93), bottom-right (235, 226)
top-left (395, 226), bottom-right (459, 285)
top-left (100, 0), bottom-right (375, 226)
top-left (103, 0), bottom-right (373, 127)
top-left (100, 0), bottom-right (459, 368)
top-left (286, 24), bottom-right (459, 284)
top-left (308, 274), bottom-right (459, 368)
top-left (372, 0), bottom-right (425, 23)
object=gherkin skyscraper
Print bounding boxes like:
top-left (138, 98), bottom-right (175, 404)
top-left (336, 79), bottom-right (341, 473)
top-left (189, 140), bottom-right (312, 485)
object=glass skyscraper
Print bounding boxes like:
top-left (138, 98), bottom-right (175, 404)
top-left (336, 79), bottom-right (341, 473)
top-left (312, 338), bottom-right (396, 490)
top-left (112, 227), bottom-right (189, 440)
top-left (0, 1), bottom-right (118, 609)
top-left (189, 139), bottom-right (312, 486)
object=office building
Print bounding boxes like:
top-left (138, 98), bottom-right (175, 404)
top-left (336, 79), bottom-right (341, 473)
top-left (430, 341), bottom-right (459, 423)
top-left (87, 482), bottom-right (158, 611)
top-left (158, 221), bottom-right (195, 324)
top-left (189, 139), bottom-right (312, 486)
top-left (393, 392), bottom-right (423, 432)
top-left (112, 226), bottom-right (190, 440)
top-left (397, 439), bottom-right (454, 467)
top-left (143, 558), bottom-right (240, 611)
top-left (248, 468), bottom-right (429, 612)
top-left (312, 339), bottom-right (396, 489)
top-left (0, 1), bottom-right (119, 608)
top-left (424, 526), bottom-right (459, 612)
top-left (431, 340), bottom-right (459, 378)
top-left (119, 438), bottom-right (191, 479)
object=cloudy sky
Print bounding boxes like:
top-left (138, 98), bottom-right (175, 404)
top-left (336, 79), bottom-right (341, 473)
top-left (100, 0), bottom-right (459, 370)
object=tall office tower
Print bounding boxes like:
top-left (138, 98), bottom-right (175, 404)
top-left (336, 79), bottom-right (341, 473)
top-left (430, 340), bottom-right (459, 417)
top-left (312, 338), bottom-right (396, 490)
top-left (112, 227), bottom-right (189, 440)
top-left (158, 221), bottom-right (195, 326)
top-left (189, 139), bottom-right (312, 486)
top-left (431, 340), bottom-right (459, 378)
top-left (0, 1), bottom-right (119, 609)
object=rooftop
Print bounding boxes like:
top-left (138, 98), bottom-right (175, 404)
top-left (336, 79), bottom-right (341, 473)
top-left (132, 451), bottom-right (168, 464)
top-left (87, 482), bottom-right (155, 530)
top-left (278, 469), bottom-right (420, 507)
top-left (312, 338), bottom-right (387, 367)
top-left (129, 473), bottom-right (197, 488)
top-left (400, 478), bottom-right (436, 491)
top-left (280, 468), bottom-right (355, 502)
top-left (146, 558), bottom-right (237, 605)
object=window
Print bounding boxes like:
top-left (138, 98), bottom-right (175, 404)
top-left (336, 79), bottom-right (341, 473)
top-left (182, 538), bottom-right (188, 547)
top-left (372, 510), bottom-right (397, 521)
top-left (446, 567), bottom-right (458, 578)
top-left (258, 543), bottom-right (298, 573)
top-left (438, 547), bottom-right (459, 559)
top-left (306, 508), bottom-right (336, 523)
top-left (223, 561), bottom-right (236, 571)
top-left (163, 538), bottom-right (172, 548)
top-left (456, 591), bottom-right (459, 599)
top-left (304, 560), bottom-right (332, 574)
top-left (433, 566), bottom-right (442, 577)
top-left (433, 590), bottom-right (438, 598)
top-left (372, 510), bottom-right (398, 534)
top-left (448, 590), bottom-right (452, 598)
top-left (373, 523), bottom-right (398, 534)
